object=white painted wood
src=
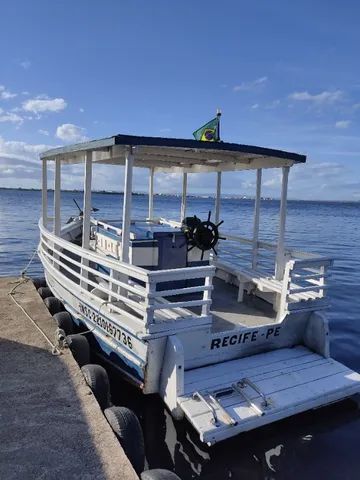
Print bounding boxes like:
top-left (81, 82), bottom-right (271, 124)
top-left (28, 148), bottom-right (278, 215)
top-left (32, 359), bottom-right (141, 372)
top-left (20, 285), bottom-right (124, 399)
top-left (148, 167), bottom-right (154, 220)
top-left (41, 159), bottom-right (48, 227)
top-left (80, 151), bottom-right (92, 289)
top-left (177, 345), bottom-right (360, 444)
top-left (275, 167), bottom-right (289, 280)
top-left (121, 148), bottom-right (134, 263)
top-left (39, 220), bottom-right (214, 330)
top-left (159, 336), bottom-right (184, 414)
top-left (214, 172), bottom-right (222, 224)
top-left (82, 151), bottom-right (92, 249)
top-left (252, 169), bottom-right (262, 269)
top-left (54, 158), bottom-right (61, 236)
top-left (180, 172), bottom-right (187, 221)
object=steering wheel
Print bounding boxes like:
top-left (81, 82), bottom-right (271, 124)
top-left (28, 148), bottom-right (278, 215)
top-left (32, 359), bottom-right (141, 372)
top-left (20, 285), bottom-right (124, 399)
top-left (181, 211), bottom-right (225, 260)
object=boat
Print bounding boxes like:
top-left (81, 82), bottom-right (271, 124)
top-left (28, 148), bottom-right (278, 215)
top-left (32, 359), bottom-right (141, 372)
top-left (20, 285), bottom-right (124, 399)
top-left (38, 133), bottom-right (360, 446)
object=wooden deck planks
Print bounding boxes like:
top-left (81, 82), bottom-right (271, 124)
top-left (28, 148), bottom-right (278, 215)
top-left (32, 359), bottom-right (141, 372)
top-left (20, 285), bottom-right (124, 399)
top-left (178, 346), bottom-right (360, 444)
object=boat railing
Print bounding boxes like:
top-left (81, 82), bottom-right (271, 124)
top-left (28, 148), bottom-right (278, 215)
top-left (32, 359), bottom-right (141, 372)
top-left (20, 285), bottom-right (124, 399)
top-left (215, 231), bottom-right (333, 315)
top-left (38, 221), bottom-right (214, 332)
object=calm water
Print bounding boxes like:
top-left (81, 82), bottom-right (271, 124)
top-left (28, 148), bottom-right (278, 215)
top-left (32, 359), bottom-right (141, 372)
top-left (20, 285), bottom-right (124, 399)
top-left (1, 188), bottom-right (360, 479)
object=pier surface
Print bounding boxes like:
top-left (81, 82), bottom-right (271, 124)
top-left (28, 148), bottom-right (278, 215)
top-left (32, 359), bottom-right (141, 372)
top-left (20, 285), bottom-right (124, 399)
top-left (0, 277), bottom-right (138, 480)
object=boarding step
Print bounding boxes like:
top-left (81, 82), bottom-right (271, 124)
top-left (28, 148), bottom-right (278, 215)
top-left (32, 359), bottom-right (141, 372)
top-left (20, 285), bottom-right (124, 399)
top-left (178, 346), bottom-right (360, 445)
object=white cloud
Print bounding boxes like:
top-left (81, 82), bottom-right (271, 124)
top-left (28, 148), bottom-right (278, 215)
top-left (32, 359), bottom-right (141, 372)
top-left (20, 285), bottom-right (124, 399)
top-left (0, 112), bottom-right (23, 125)
top-left (23, 97), bottom-right (67, 113)
top-left (56, 123), bottom-right (88, 142)
top-left (0, 85), bottom-right (17, 100)
top-left (38, 129), bottom-right (49, 136)
top-left (289, 90), bottom-right (343, 105)
top-left (0, 135), bottom-right (51, 163)
top-left (233, 76), bottom-right (268, 92)
top-left (19, 60), bottom-right (31, 69)
top-left (251, 103), bottom-right (259, 109)
top-left (335, 120), bottom-right (350, 129)
top-left (266, 99), bottom-right (281, 109)
top-left (79, 107), bottom-right (84, 113)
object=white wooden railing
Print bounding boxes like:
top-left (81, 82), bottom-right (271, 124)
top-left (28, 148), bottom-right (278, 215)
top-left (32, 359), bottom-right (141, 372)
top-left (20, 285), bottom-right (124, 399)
top-left (215, 231), bottom-right (333, 316)
top-left (38, 221), bottom-right (215, 330)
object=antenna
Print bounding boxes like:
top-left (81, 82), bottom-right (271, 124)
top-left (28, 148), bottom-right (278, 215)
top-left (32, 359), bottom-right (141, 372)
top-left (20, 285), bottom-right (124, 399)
top-left (73, 198), bottom-right (83, 215)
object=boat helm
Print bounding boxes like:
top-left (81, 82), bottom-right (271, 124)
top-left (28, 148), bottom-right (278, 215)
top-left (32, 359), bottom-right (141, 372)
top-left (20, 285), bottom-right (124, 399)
top-left (181, 211), bottom-right (225, 259)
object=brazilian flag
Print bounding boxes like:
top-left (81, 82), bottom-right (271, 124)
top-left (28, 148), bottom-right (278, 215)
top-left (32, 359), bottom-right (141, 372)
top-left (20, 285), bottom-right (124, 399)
top-left (193, 116), bottom-right (220, 142)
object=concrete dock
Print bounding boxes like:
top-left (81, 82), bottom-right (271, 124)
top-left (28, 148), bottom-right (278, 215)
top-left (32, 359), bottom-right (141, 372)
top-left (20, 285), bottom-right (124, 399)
top-left (0, 277), bottom-right (138, 480)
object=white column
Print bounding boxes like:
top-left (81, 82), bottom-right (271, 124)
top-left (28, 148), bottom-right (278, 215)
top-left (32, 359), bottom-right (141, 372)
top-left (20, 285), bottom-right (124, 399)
top-left (121, 148), bottom-right (134, 263)
top-left (54, 158), bottom-right (61, 236)
top-left (148, 167), bottom-right (154, 220)
top-left (275, 167), bottom-right (290, 280)
top-left (42, 159), bottom-right (48, 227)
top-left (180, 172), bottom-right (187, 221)
top-left (82, 151), bottom-right (92, 249)
top-left (214, 171), bottom-right (222, 224)
top-left (252, 169), bottom-right (262, 269)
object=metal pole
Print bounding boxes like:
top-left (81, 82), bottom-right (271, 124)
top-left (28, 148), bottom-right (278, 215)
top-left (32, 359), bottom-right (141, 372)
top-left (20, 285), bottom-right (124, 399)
top-left (42, 159), bottom-right (48, 227)
top-left (180, 172), bottom-right (187, 221)
top-left (216, 108), bottom-right (221, 141)
top-left (54, 158), bottom-right (61, 236)
top-left (275, 167), bottom-right (290, 280)
top-left (214, 171), bottom-right (222, 224)
top-left (148, 167), bottom-right (154, 220)
top-left (252, 169), bottom-right (262, 269)
top-left (82, 151), bottom-right (92, 249)
top-left (121, 148), bottom-right (134, 263)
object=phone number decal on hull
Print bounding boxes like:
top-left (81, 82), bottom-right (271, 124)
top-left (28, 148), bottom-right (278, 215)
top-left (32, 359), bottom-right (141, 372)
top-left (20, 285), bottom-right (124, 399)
top-left (79, 302), bottom-right (134, 350)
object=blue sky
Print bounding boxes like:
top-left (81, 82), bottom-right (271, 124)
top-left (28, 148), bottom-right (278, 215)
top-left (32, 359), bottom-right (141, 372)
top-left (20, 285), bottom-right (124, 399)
top-left (0, 0), bottom-right (359, 200)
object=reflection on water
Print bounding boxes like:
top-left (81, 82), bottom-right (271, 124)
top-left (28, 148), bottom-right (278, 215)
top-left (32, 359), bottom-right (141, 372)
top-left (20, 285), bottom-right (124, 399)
top-left (1, 189), bottom-right (360, 479)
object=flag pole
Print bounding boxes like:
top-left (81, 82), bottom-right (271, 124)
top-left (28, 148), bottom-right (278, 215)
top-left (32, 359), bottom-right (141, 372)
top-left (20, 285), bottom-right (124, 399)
top-left (216, 108), bottom-right (222, 141)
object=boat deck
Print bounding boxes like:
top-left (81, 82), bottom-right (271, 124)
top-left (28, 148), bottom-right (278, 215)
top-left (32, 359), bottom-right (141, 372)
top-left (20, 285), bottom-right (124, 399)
top-left (185, 277), bottom-right (276, 332)
top-left (179, 345), bottom-right (360, 445)
top-left (210, 277), bottom-right (276, 332)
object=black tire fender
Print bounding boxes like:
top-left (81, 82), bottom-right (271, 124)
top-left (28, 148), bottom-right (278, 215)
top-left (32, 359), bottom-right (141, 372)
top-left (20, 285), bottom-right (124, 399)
top-left (140, 469), bottom-right (182, 480)
top-left (53, 311), bottom-right (74, 335)
top-left (81, 364), bottom-right (111, 410)
top-left (33, 277), bottom-right (47, 289)
top-left (44, 296), bottom-right (65, 315)
top-left (104, 406), bottom-right (145, 474)
top-left (37, 287), bottom-right (52, 299)
top-left (66, 334), bottom-right (90, 367)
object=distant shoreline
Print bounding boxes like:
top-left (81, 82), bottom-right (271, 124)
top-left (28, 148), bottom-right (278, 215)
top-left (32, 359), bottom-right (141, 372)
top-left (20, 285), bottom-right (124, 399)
top-left (0, 187), bottom-right (358, 203)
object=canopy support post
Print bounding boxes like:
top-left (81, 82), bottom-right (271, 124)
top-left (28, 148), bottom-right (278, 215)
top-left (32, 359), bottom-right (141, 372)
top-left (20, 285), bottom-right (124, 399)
top-left (42, 159), bottom-right (48, 227)
top-left (214, 171), bottom-right (222, 224)
top-left (252, 169), bottom-right (262, 269)
top-left (275, 167), bottom-right (290, 280)
top-left (80, 151), bottom-right (92, 289)
top-left (148, 167), bottom-right (154, 220)
top-left (180, 172), bottom-right (187, 221)
top-left (121, 147), bottom-right (134, 263)
top-left (54, 158), bottom-right (61, 236)
top-left (82, 151), bottom-right (92, 250)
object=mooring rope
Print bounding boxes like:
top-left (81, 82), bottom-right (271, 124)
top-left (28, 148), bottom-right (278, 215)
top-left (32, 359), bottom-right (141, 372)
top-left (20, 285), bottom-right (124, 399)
top-left (7, 249), bottom-right (62, 356)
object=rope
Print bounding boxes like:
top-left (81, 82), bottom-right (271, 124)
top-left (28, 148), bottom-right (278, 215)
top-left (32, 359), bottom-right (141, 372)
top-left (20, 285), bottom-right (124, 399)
top-left (20, 247), bottom-right (39, 277)
top-left (7, 249), bottom-right (62, 356)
